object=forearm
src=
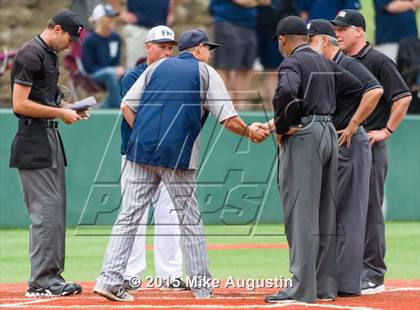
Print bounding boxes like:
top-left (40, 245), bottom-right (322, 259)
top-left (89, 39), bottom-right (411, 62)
top-left (168, 0), bottom-right (182, 14)
top-left (223, 116), bottom-right (250, 137)
top-left (232, 0), bottom-right (259, 8)
top-left (349, 88), bottom-right (383, 127)
top-left (121, 102), bottom-right (135, 128)
top-left (13, 98), bottom-right (61, 119)
top-left (386, 1), bottom-right (416, 13)
top-left (257, 0), bottom-right (272, 5)
top-left (386, 95), bottom-right (412, 131)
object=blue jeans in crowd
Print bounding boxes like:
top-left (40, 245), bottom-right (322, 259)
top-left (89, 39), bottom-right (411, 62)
top-left (89, 67), bottom-right (121, 109)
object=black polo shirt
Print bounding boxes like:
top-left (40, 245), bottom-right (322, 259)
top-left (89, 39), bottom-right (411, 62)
top-left (11, 35), bottom-right (61, 118)
top-left (273, 44), bottom-right (361, 134)
top-left (333, 50), bottom-right (383, 130)
top-left (351, 43), bottom-right (411, 131)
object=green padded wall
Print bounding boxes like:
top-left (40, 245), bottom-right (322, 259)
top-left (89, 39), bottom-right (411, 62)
top-left (1, 110), bottom-right (419, 228)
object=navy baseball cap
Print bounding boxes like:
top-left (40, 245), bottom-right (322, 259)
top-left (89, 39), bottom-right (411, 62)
top-left (273, 16), bottom-right (308, 39)
top-left (307, 19), bottom-right (336, 38)
top-left (331, 9), bottom-right (366, 31)
top-left (52, 10), bottom-right (83, 42)
top-left (178, 29), bottom-right (221, 51)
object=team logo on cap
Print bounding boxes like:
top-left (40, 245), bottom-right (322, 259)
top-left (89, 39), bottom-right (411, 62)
top-left (307, 23), bottom-right (311, 29)
top-left (161, 29), bottom-right (173, 37)
top-left (338, 11), bottom-right (346, 17)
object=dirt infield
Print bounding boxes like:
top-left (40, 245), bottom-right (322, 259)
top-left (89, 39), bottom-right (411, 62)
top-left (0, 280), bottom-right (419, 309)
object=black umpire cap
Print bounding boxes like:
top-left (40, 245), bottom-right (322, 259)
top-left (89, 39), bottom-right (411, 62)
top-left (178, 29), bottom-right (221, 51)
top-left (272, 16), bottom-right (308, 40)
top-left (52, 10), bottom-right (84, 42)
top-left (307, 19), bottom-right (336, 38)
top-left (331, 9), bottom-right (366, 31)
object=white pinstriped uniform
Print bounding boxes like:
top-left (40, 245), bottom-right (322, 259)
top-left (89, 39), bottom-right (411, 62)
top-left (122, 158), bottom-right (183, 283)
top-left (96, 56), bottom-right (237, 298)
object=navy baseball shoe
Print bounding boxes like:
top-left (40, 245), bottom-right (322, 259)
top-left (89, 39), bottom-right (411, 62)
top-left (361, 280), bottom-right (385, 295)
top-left (265, 291), bottom-right (295, 303)
top-left (25, 282), bottom-right (82, 297)
top-left (93, 286), bottom-right (134, 301)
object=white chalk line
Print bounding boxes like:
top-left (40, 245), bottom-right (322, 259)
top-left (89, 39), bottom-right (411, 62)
top-left (385, 287), bottom-right (420, 292)
top-left (0, 298), bottom-right (57, 307)
top-left (0, 304), bottom-right (378, 310)
top-left (1, 287), bottom-right (419, 309)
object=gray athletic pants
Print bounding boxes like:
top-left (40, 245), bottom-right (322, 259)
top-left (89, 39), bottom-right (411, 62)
top-left (18, 128), bottom-right (66, 288)
top-left (336, 127), bottom-right (371, 295)
top-left (96, 160), bottom-right (211, 297)
top-left (279, 117), bottom-right (338, 303)
top-left (362, 141), bottom-right (388, 285)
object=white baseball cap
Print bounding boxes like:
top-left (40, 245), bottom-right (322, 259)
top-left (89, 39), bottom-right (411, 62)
top-left (90, 4), bottom-right (119, 22)
top-left (145, 26), bottom-right (177, 44)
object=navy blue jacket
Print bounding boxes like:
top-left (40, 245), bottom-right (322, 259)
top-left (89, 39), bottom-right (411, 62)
top-left (126, 53), bottom-right (202, 169)
top-left (120, 64), bottom-right (148, 155)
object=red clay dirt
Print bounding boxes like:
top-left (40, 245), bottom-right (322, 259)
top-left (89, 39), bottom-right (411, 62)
top-left (0, 280), bottom-right (419, 310)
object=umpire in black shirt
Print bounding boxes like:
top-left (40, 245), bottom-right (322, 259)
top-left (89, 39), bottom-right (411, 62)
top-left (308, 19), bottom-right (384, 296)
top-left (264, 16), bottom-right (362, 303)
top-left (10, 11), bottom-right (86, 297)
top-left (332, 9), bottom-right (412, 295)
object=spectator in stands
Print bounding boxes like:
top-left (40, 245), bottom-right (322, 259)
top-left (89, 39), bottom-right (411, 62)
top-left (82, 3), bottom-right (124, 109)
top-left (297, 0), bottom-right (361, 21)
top-left (109, 0), bottom-right (179, 68)
top-left (256, 0), bottom-right (295, 109)
top-left (210, 0), bottom-right (266, 108)
top-left (373, 0), bottom-right (419, 61)
top-left (70, 0), bottom-right (102, 28)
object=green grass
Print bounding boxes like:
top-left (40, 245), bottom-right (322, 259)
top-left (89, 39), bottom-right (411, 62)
top-left (0, 223), bottom-right (419, 284)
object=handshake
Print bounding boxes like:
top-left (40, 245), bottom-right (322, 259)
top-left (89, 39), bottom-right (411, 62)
top-left (247, 122), bottom-right (274, 143)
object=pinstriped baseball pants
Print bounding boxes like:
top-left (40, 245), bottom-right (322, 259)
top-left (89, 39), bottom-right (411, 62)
top-left (95, 160), bottom-right (211, 297)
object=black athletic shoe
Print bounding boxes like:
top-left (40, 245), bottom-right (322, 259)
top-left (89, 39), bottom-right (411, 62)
top-left (361, 280), bottom-right (385, 295)
top-left (265, 291), bottom-right (294, 303)
top-left (93, 286), bottom-right (134, 302)
top-left (166, 278), bottom-right (189, 291)
top-left (25, 282), bottom-right (82, 297)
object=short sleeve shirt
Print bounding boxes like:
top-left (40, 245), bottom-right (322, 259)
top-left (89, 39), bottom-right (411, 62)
top-left (352, 44), bottom-right (411, 130)
top-left (333, 50), bottom-right (383, 130)
top-left (11, 36), bottom-right (60, 117)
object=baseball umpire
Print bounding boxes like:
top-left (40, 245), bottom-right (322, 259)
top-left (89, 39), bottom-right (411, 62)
top-left (332, 9), bottom-right (412, 295)
top-left (93, 29), bottom-right (268, 301)
top-left (9, 10), bottom-right (85, 297)
top-left (120, 25), bottom-right (186, 291)
top-left (308, 19), bottom-right (384, 296)
top-left (263, 16), bottom-right (362, 303)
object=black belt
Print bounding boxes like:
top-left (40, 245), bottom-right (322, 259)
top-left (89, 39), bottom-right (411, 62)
top-left (19, 119), bottom-right (58, 129)
top-left (301, 115), bottom-right (332, 124)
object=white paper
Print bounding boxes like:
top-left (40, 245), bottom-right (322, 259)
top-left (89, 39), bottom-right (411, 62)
top-left (70, 96), bottom-right (98, 111)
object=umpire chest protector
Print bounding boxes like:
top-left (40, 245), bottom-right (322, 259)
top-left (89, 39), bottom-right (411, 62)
top-left (126, 52), bottom-right (202, 169)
